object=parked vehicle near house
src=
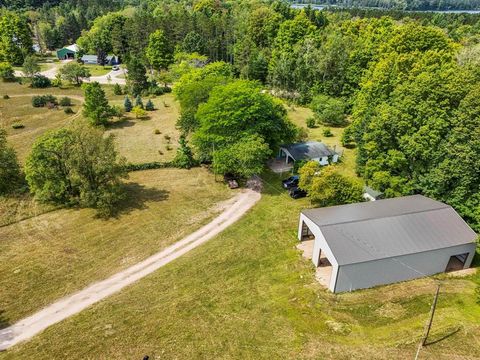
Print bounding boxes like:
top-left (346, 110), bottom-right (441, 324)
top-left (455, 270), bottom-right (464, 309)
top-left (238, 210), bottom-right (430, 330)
top-left (282, 175), bottom-right (299, 189)
top-left (289, 187), bottom-right (307, 199)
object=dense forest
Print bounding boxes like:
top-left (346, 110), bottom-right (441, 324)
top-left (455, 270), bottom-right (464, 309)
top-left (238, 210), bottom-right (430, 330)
top-left (290, 0), bottom-right (480, 10)
top-left (1, 0), bottom-right (480, 230)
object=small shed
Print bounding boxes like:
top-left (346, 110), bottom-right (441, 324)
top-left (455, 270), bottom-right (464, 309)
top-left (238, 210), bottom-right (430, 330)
top-left (298, 195), bottom-right (477, 292)
top-left (363, 186), bottom-right (383, 201)
top-left (56, 44), bottom-right (79, 60)
top-left (279, 141), bottom-right (339, 166)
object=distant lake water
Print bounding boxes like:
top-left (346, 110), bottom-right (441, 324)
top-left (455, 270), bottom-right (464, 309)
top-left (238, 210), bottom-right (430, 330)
top-left (290, 3), bottom-right (480, 14)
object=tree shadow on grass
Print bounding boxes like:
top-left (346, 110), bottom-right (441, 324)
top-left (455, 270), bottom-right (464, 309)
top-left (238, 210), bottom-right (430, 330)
top-left (425, 326), bottom-right (461, 346)
top-left (108, 118), bottom-right (136, 129)
top-left (0, 310), bottom-right (10, 330)
top-left (113, 182), bottom-right (169, 217)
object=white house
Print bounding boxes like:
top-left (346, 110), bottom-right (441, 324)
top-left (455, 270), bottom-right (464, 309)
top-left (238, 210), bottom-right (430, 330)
top-left (298, 195), bottom-right (477, 293)
top-left (279, 141), bottom-right (339, 166)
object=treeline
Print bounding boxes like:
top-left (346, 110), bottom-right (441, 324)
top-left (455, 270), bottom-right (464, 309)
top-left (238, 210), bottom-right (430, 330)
top-left (290, 0), bottom-right (480, 10)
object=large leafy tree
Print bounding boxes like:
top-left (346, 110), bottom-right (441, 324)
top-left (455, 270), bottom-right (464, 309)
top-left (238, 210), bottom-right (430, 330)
top-left (59, 63), bottom-right (91, 85)
top-left (0, 10), bottom-right (33, 65)
top-left (0, 129), bottom-right (23, 195)
top-left (82, 82), bottom-right (113, 126)
top-left (145, 29), bottom-right (174, 71)
top-left (25, 124), bottom-right (127, 217)
top-left (193, 79), bottom-right (296, 158)
top-left (299, 163), bottom-right (364, 207)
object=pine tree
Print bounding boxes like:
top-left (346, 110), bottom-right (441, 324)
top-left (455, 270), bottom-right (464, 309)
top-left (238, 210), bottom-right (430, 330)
top-left (113, 83), bottom-right (122, 95)
top-left (145, 99), bottom-right (154, 111)
top-left (82, 82), bottom-right (112, 126)
top-left (124, 96), bottom-right (132, 112)
top-left (135, 95), bottom-right (144, 109)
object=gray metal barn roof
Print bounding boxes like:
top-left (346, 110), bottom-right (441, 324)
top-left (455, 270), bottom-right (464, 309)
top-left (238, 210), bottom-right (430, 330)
top-left (281, 141), bottom-right (334, 161)
top-left (302, 195), bottom-right (477, 265)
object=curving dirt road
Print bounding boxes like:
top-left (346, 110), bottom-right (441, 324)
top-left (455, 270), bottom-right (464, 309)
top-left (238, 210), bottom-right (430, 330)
top-left (0, 189), bottom-right (261, 351)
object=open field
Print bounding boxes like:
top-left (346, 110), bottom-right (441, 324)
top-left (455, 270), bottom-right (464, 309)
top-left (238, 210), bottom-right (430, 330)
top-left (1, 172), bottom-right (478, 359)
top-left (107, 93), bottom-right (181, 164)
top-left (287, 105), bottom-right (359, 180)
top-left (0, 195), bottom-right (57, 227)
top-left (0, 168), bottom-right (232, 324)
top-left (0, 84), bottom-right (83, 163)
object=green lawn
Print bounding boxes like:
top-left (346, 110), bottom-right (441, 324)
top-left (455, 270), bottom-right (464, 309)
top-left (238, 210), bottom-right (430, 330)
top-left (84, 64), bottom-right (112, 76)
top-left (106, 93), bottom-right (181, 164)
top-left (1, 172), bottom-right (478, 359)
top-left (0, 168), bottom-right (232, 324)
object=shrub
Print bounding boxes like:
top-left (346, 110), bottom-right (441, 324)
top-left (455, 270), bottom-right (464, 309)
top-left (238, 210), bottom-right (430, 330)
top-left (145, 99), bottom-right (155, 111)
top-left (32, 95), bottom-right (57, 108)
top-left (311, 94), bottom-right (347, 127)
top-left (3, 94), bottom-right (9, 99)
top-left (124, 96), bottom-right (132, 112)
top-left (113, 83), bottom-right (122, 95)
top-left (323, 128), bottom-right (333, 137)
top-left (154, 129), bottom-right (161, 134)
top-left (0, 62), bottom-right (15, 82)
top-left (12, 123), bottom-right (25, 129)
top-left (64, 107), bottom-right (74, 114)
top-left (306, 117), bottom-right (316, 128)
top-left (164, 134), bottom-right (171, 142)
top-left (59, 97), bottom-right (72, 107)
top-left (166, 145), bottom-right (173, 151)
top-left (132, 105), bottom-right (147, 119)
top-left (30, 74), bottom-right (51, 88)
top-left (124, 161), bottom-right (172, 172)
top-left (148, 85), bottom-right (165, 96)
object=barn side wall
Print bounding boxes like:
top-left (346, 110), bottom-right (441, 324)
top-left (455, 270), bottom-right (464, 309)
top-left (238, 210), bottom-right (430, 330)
top-left (334, 243), bottom-right (477, 293)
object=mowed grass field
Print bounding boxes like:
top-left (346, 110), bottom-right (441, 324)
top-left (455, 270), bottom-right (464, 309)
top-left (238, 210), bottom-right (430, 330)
top-left (0, 82), bottom-right (84, 163)
top-left (1, 173), bottom-right (478, 359)
top-left (0, 168), bottom-right (233, 324)
top-left (106, 93), bottom-right (181, 164)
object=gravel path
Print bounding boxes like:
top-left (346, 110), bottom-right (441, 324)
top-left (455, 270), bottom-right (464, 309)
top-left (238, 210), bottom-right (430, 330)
top-left (0, 189), bottom-right (260, 351)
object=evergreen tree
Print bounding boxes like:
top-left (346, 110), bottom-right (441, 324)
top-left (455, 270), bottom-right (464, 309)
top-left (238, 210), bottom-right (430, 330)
top-left (113, 83), bottom-right (122, 95)
top-left (145, 99), bottom-right (154, 111)
top-left (82, 82), bottom-right (112, 126)
top-left (135, 95), bottom-right (144, 109)
top-left (173, 135), bottom-right (197, 169)
top-left (124, 95), bottom-right (132, 112)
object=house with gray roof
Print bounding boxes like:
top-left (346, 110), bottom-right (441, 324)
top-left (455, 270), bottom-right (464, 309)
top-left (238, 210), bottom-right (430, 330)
top-left (297, 195), bottom-right (477, 292)
top-left (279, 141), bottom-right (339, 166)
top-left (81, 54), bottom-right (119, 65)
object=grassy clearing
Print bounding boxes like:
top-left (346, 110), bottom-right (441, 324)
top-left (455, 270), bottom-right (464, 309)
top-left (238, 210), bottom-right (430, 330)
top-left (286, 104), bottom-right (359, 180)
top-left (0, 195), bottom-right (57, 227)
top-left (0, 168), bottom-right (232, 324)
top-left (0, 82), bottom-right (83, 163)
top-left (1, 172), bottom-right (478, 359)
top-left (106, 93), bottom-right (181, 164)
top-left (84, 65), bottom-right (112, 77)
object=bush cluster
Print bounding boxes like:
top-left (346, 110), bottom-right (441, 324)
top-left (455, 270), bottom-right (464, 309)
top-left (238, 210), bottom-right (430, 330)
top-left (59, 97), bottom-right (72, 106)
top-left (32, 95), bottom-right (57, 107)
top-left (30, 75), bottom-right (51, 88)
top-left (124, 161), bottom-right (172, 172)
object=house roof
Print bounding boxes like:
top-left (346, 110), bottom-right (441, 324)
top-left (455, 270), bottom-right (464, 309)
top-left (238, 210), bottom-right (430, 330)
top-left (281, 141), bottom-right (335, 161)
top-left (81, 55), bottom-right (115, 62)
top-left (302, 195), bottom-right (477, 265)
top-left (64, 44), bottom-right (79, 52)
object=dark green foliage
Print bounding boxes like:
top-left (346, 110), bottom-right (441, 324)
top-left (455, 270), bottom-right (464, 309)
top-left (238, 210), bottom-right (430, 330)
top-left (126, 57), bottom-right (148, 96)
top-left (82, 82), bottom-right (112, 126)
top-left (31, 95), bottom-right (57, 108)
top-left (173, 136), bottom-right (197, 169)
top-left (3, 94), bottom-right (9, 99)
top-left (145, 99), bottom-right (154, 111)
top-left (64, 107), bottom-right (74, 114)
top-left (113, 83), bottom-right (123, 95)
top-left (25, 124), bottom-right (127, 217)
top-left (0, 10), bottom-right (33, 65)
top-left (124, 96), bottom-right (132, 112)
top-left (30, 75), bottom-right (51, 88)
top-left (59, 63), bottom-right (91, 85)
top-left (323, 128), bottom-right (333, 137)
top-left (306, 117), bottom-right (316, 128)
top-left (0, 62), bottom-right (15, 82)
top-left (311, 95), bottom-right (347, 127)
top-left (11, 123), bottom-right (25, 129)
top-left (0, 128), bottom-right (23, 194)
top-left (135, 95), bottom-right (144, 109)
top-left (194, 80), bottom-right (296, 159)
top-left (124, 161), bottom-right (172, 172)
top-left (59, 97), bottom-right (72, 107)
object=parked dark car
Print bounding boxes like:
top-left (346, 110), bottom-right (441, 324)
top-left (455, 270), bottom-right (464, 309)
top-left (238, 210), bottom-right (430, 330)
top-left (282, 175), bottom-right (299, 189)
top-left (289, 187), bottom-right (307, 199)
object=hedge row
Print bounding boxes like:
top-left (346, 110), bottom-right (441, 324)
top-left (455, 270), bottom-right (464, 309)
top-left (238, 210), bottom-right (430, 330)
top-left (124, 161), bottom-right (174, 172)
